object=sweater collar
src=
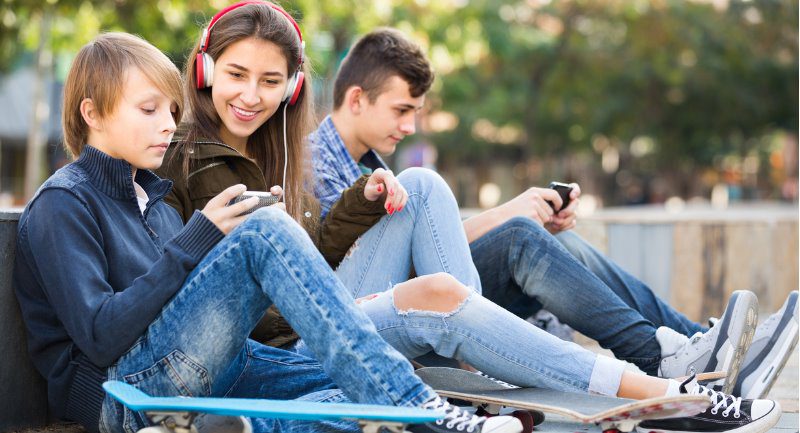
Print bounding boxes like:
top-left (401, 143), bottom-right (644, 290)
top-left (75, 145), bottom-right (172, 202)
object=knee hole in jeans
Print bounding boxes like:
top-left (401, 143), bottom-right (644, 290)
top-left (392, 273), bottom-right (470, 313)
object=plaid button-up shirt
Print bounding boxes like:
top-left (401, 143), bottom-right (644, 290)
top-left (309, 115), bottom-right (388, 217)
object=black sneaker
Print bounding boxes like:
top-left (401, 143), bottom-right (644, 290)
top-left (637, 376), bottom-right (782, 433)
top-left (409, 396), bottom-right (522, 433)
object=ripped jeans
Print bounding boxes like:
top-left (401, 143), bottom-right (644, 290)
top-left (326, 168), bottom-right (626, 396)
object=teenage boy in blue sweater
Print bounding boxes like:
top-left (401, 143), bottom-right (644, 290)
top-left (12, 32), bottom-right (523, 433)
top-left (309, 28), bottom-right (797, 404)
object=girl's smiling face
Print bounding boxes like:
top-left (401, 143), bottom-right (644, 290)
top-left (211, 37), bottom-right (291, 153)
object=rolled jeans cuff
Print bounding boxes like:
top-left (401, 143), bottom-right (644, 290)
top-left (588, 355), bottom-right (627, 396)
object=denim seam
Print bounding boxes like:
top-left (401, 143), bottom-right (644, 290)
top-left (353, 216), bottom-right (394, 298)
top-left (223, 345), bottom-right (253, 398)
top-left (411, 191), bottom-right (450, 274)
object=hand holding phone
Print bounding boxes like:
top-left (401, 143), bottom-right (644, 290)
top-left (547, 182), bottom-right (573, 212)
top-left (228, 191), bottom-right (279, 215)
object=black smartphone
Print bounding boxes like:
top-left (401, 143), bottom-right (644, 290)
top-left (228, 191), bottom-right (279, 215)
top-left (547, 181), bottom-right (573, 212)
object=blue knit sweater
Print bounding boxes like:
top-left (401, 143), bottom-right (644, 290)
top-left (13, 146), bottom-right (224, 431)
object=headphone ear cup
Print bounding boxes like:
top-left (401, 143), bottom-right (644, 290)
top-left (195, 52), bottom-right (215, 89)
top-left (203, 54), bottom-right (215, 88)
top-left (282, 72), bottom-right (297, 102)
top-left (287, 71), bottom-right (304, 106)
top-left (195, 53), bottom-right (206, 89)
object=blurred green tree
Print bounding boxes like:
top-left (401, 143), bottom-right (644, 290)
top-left (0, 0), bottom-right (796, 203)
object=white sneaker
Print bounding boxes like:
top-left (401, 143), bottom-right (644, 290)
top-left (658, 290), bottom-right (758, 393)
top-left (409, 396), bottom-right (523, 433)
top-left (732, 291), bottom-right (798, 399)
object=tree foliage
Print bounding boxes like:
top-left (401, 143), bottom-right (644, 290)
top-left (1, 0), bottom-right (796, 202)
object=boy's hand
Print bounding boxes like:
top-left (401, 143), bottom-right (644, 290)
top-left (495, 187), bottom-right (560, 227)
top-left (545, 183), bottom-right (581, 234)
top-left (364, 168), bottom-right (408, 215)
top-left (202, 184), bottom-right (257, 234)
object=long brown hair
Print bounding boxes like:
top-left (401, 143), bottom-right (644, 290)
top-left (177, 1), bottom-right (316, 222)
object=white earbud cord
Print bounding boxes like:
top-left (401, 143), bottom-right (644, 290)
top-left (281, 102), bottom-right (289, 205)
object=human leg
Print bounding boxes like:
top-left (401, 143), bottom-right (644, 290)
top-left (359, 274), bottom-right (781, 433)
top-left (554, 230), bottom-right (705, 335)
top-left (100, 208), bottom-right (434, 433)
top-left (470, 217), bottom-right (665, 374)
top-left (359, 273), bottom-right (627, 396)
top-left (335, 167), bottom-right (481, 298)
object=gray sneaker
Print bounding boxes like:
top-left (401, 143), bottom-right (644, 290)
top-left (658, 290), bottom-right (758, 394)
top-left (732, 291), bottom-right (798, 399)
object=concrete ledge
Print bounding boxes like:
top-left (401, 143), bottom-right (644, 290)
top-left (1, 208), bottom-right (49, 431)
top-left (573, 203), bottom-right (798, 321)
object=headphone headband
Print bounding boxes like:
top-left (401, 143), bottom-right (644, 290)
top-left (199, 1), bottom-right (304, 68)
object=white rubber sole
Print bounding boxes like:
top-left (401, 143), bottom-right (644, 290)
top-left (741, 321), bottom-right (798, 399)
top-left (718, 292), bottom-right (758, 394)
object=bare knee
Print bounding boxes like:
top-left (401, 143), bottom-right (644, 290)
top-left (393, 273), bottom-right (471, 313)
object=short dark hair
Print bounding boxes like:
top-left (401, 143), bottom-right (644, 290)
top-left (333, 28), bottom-right (434, 109)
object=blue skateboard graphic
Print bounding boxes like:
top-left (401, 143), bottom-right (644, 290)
top-left (104, 381), bottom-right (442, 433)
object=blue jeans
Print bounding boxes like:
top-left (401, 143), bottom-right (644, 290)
top-left (333, 169), bottom-right (626, 395)
top-left (99, 208), bottom-right (434, 433)
top-left (470, 217), bottom-right (706, 375)
top-left (334, 167), bottom-right (482, 297)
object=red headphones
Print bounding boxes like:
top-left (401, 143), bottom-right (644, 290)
top-left (195, 0), bottom-right (305, 106)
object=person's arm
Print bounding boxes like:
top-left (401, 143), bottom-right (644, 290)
top-left (19, 188), bottom-right (224, 367)
top-left (318, 175), bottom-right (386, 266)
top-left (462, 183), bottom-right (581, 243)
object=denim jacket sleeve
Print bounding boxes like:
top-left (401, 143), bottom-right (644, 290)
top-left (17, 188), bottom-right (224, 367)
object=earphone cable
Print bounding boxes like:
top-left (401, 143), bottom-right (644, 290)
top-left (281, 101), bottom-right (289, 204)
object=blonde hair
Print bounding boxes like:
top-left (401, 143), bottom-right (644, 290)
top-left (177, 2), bottom-right (317, 223)
top-left (62, 32), bottom-right (184, 158)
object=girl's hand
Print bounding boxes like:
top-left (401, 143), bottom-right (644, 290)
top-left (363, 168), bottom-right (408, 215)
top-left (269, 185), bottom-right (286, 212)
top-left (202, 184), bottom-right (257, 234)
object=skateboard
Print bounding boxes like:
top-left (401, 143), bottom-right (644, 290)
top-left (103, 381), bottom-right (441, 433)
top-left (416, 367), bottom-right (710, 433)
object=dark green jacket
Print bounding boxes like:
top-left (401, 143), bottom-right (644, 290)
top-left (156, 139), bottom-right (386, 347)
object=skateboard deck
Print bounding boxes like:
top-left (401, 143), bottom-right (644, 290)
top-left (103, 381), bottom-right (441, 433)
top-left (416, 367), bottom-right (710, 432)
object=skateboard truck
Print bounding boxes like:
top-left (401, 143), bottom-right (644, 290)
top-left (139, 412), bottom-right (253, 433)
top-left (139, 412), bottom-right (411, 433)
top-left (598, 419), bottom-right (639, 433)
top-left (358, 420), bottom-right (407, 433)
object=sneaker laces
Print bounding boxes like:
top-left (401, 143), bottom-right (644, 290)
top-left (687, 382), bottom-right (743, 418)
top-left (474, 371), bottom-right (517, 389)
top-left (422, 396), bottom-right (486, 432)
